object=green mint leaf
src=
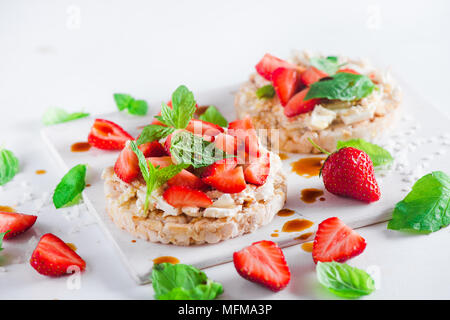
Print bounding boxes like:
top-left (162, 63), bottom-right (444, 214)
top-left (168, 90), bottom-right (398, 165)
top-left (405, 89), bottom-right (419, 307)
top-left (0, 231), bottom-right (10, 251)
top-left (310, 56), bottom-right (342, 75)
top-left (317, 261), bottom-right (375, 299)
top-left (256, 84), bottom-right (276, 99)
top-left (198, 105), bottom-right (228, 127)
top-left (113, 93), bottom-right (148, 116)
top-left (305, 73), bottom-right (375, 101)
top-left (157, 85), bottom-right (196, 129)
top-left (53, 164), bottom-right (87, 209)
top-left (152, 263), bottom-right (224, 300)
top-left (136, 125), bottom-right (175, 145)
top-left (170, 131), bottom-right (234, 168)
top-left (128, 100), bottom-right (148, 116)
top-left (129, 141), bottom-right (186, 213)
top-left (0, 148), bottom-right (19, 186)
top-left (337, 139), bottom-right (393, 167)
top-left (42, 107), bottom-right (89, 126)
top-left (388, 171), bottom-right (450, 233)
top-left (113, 93), bottom-right (133, 111)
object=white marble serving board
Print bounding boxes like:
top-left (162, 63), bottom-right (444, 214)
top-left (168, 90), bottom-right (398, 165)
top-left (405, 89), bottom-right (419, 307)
top-left (41, 82), bottom-right (450, 285)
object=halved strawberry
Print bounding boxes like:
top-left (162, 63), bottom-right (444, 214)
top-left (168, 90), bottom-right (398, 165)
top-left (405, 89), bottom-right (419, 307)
top-left (88, 119), bottom-right (134, 150)
top-left (312, 217), bottom-right (366, 264)
top-left (114, 142), bottom-right (140, 183)
top-left (214, 133), bottom-right (237, 155)
top-left (163, 186), bottom-right (212, 208)
top-left (300, 66), bottom-right (328, 86)
top-left (244, 152), bottom-right (270, 186)
top-left (138, 141), bottom-right (167, 157)
top-left (255, 53), bottom-right (299, 80)
top-left (228, 117), bottom-right (260, 160)
top-left (233, 240), bottom-right (291, 292)
top-left (283, 88), bottom-right (320, 117)
top-left (272, 67), bottom-right (302, 106)
top-left (0, 212), bottom-right (37, 239)
top-left (337, 68), bottom-right (360, 75)
top-left (186, 119), bottom-right (224, 137)
top-left (201, 158), bottom-right (247, 193)
top-left (147, 156), bottom-right (173, 168)
top-left (30, 233), bottom-right (86, 277)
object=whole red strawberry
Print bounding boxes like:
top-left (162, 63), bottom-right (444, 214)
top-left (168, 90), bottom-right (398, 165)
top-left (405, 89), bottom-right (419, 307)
top-left (321, 147), bottom-right (380, 203)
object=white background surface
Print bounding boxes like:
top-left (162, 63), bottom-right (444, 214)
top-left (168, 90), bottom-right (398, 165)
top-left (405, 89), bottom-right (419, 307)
top-left (1, 0), bottom-right (450, 299)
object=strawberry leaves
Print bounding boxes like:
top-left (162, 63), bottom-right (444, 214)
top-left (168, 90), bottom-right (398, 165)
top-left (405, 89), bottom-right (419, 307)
top-left (388, 171), bottom-right (450, 234)
top-left (337, 139), bottom-right (393, 168)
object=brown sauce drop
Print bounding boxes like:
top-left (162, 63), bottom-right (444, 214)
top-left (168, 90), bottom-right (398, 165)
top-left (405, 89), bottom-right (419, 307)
top-left (277, 208), bottom-right (295, 217)
top-left (0, 206), bottom-right (15, 213)
top-left (153, 256), bottom-right (180, 265)
top-left (271, 233), bottom-right (279, 237)
top-left (35, 170), bottom-right (47, 175)
top-left (291, 157), bottom-right (326, 178)
top-left (301, 188), bottom-right (324, 203)
top-left (278, 153), bottom-right (289, 160)
top-left (319, 197), bottom-right (326, 202)
top-left (131, 240), bottom-right (136, 243)
top-left (86, 184), bottom-right (91, 187)
top-left (282, 218), bottom-right (314, 233)
top-left (66, 243), bottom-right (77, 251)
top-left (294, 232), bottom-right (314, 241)
top-left (71, 142), bottom-right (91, 152)
top-left (301, 242), bottom-right (314, 253)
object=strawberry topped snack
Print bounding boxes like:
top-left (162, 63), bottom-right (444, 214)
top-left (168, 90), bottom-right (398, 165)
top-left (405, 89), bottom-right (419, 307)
top-left (102, 86), bottom-right (287, 245)
top-left (235, 51), bottom-right (402, 153)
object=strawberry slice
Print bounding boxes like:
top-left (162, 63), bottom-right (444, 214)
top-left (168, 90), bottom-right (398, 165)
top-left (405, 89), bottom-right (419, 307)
top-left (312, 217), bottom-right (366, 264)
top-left (138, 141), bottom-right (167, 157)
top-left (164, 134), bottom-right (172, 155)
top-left (300, 66), bottom-right (328, 86)
top-left (283, 88), bottom-right (320, 117)
top-left (233, 240), bottom-right (291, 292)
top-left (228, 117), bottom-right (260, 160)
top-left (30, 233), bottom-right (86, 277)
top-left (114, 142), bottom-right (140, 183)
top-left (147, 157), bottom-right (206, 190)
top-left (214, 133), bottom-right (237, 155)
top-left (272, 67), bottom-right (302, 106)
top-left (255, 53), bottom-right (299, 80)
top-left (337, 68), bottom-right (360, 75)
top-left (0, 212), bottom-right (37, 239)
top-left (201, 158), bottom-right (247, 193)
top-left (88, 119), bottom-right (134, 150)
top-left (244, 152), bottom-right (270, 186)
top-left (163, 186), bottom-right (212, 208)
top-left (186, 119), bottom-right (224, 137)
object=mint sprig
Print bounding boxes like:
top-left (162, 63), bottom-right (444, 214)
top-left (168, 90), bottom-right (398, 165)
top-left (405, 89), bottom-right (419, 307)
top-left (53, 164), bottom-right (87, 209)
top-left (317, 261), bottom-right (375, 299)
top-left (152, 263), bottom-right (224, 300)
top-left (154, 85), bottom-right (196, 129)
top-left (310, 56), bottom-right (345, 75)
top-left (198, 105), bottom-right (228, 128)
top-left (42, 107), bottom-right (90, 126)
top-left (256, 84), bottom-right (276, 99)
top-left (337, 139), bottom-right (393, 167)
top-left (136, 125), bottom-right (175, 146)
top-left (113, 93), bottom-right (148, 116)
top-left (305, 73), bottom-right (375, 101)
top-left (129, 141), bottom-right (187, 213)
top-left (388, 171), bottom-right (450, 234)
top-left (170, 131), bottom-right (234, 168)
top-left (0, 148), bottom-right (19, 186)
